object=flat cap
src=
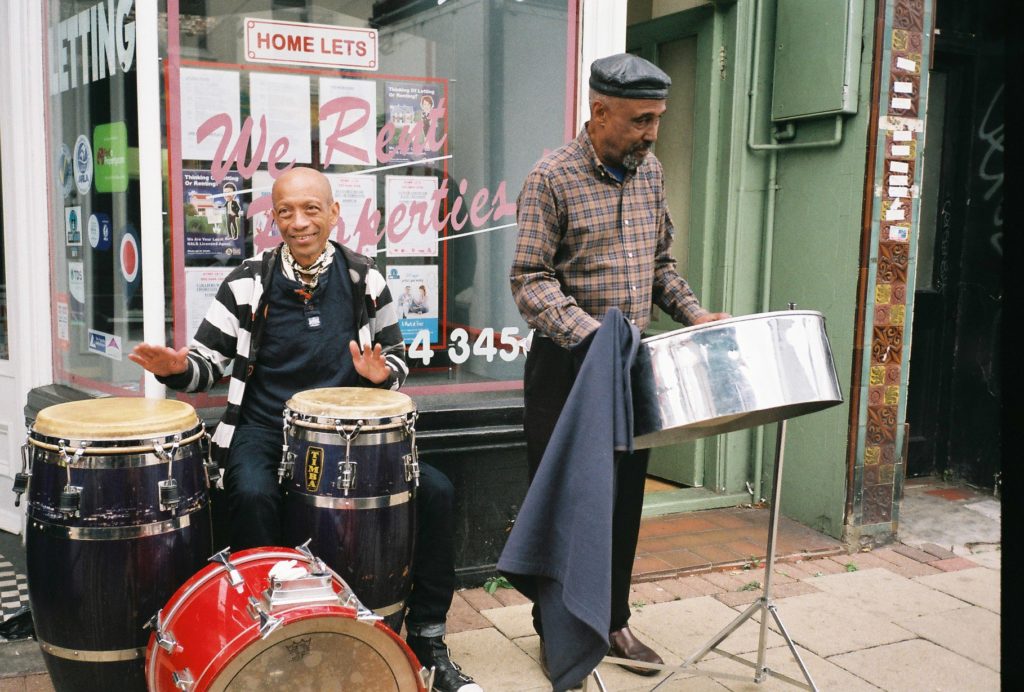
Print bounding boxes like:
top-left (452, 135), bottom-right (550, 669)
top-left (589, 53), bottom-right (671, 99)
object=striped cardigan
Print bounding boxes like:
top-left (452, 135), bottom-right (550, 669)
top-left (160, 241), bottom-right (408, 463)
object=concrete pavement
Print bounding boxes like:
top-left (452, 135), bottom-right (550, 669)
top-left (0, 476), bottom-right (1001, 690)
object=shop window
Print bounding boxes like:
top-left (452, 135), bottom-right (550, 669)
top-left (44, 0), bottom-right (143, 392)
top-left (45, 0), bottom-right (574, 398)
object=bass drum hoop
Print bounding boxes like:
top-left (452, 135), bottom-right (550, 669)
top-left (207, 612), bottom-right (424, 692)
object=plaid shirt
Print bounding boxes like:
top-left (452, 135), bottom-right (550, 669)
top-left (511, 127), bottom-right (708, 349)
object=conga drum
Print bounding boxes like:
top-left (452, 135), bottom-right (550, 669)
top-left (145, 546), bottom-right (431, 691)
top-left (280, 388), bottom-right (418, 631)
top-left (23, 397), bottom-right (214, 691)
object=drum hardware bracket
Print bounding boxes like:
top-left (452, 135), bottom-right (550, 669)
top-left (264, 573), bottom-right (339, 610)
top-left (247, 595), bottom-right (284, 638)
top-left (198, 428), bottom-right (221, 485)
top-left (147, 611), bottom-right (180, 654)
top-left (403, 413), bottom-right (421, 487)
top-left (12, 442), bottom-right (32, 506)
top-left (171, 667), bottom-right (194, 691)
top-left (333, 419), bottom-right (362, 495)
top-left (209, 548), bottom-right (245, 588)
top-left (155, 436), bottom-right (183, 511)
top-left (278, 451), bottom-right (296, 483)
top-left (57, 439), bottom-right (88, 516)
top-left (420, 666), bottom-right (437, 691)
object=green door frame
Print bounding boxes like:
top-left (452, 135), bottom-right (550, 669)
top-left (628, 5), bottom-right (755, 515)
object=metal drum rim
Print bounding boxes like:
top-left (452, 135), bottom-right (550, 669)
top-left (639, 309), bottom-right (826, 345)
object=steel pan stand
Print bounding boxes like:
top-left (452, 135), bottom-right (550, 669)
top-left (663, 418), bottom-right (820, 691)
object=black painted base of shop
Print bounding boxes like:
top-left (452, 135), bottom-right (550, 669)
top-left (25, 385), bottom-right (529, 590)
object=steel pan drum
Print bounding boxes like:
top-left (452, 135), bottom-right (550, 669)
top-left (632, 310), bottom-right (842, 449)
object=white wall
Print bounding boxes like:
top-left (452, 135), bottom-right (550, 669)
top-left (0, 2), bottom-right (54, 534)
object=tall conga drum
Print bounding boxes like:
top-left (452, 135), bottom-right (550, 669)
top-left (280, 388), bottom-right (418, 632)
top-left (22, 398), bottom-right (214, 691)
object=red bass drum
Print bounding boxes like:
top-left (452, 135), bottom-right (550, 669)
top-left (145, 546), bottom-right (431, 692)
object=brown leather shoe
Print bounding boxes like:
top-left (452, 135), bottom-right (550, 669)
top-left (607, 626), bottom-right (663, 676)
top-left (538, 644), bottom-right (582, 689)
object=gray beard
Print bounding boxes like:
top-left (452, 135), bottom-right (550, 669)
top-left (622, 147), bottom-right (649, 171)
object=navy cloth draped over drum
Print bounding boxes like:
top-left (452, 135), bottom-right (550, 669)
top-left (498, 308), bottom-right (640, 691)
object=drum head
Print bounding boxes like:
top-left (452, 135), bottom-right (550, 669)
top-left (211, 615), bottom-right (422, 692)
top-left (32, 398), bottom-right (199, 441)
top-left (287, 388), bottom-right (415, 420)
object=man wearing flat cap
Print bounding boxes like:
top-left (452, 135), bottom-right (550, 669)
top-left (510, 53), bottom-right (729, 682)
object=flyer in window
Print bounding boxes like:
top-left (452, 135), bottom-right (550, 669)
top-left (385, 175), bottom-right (439, 257)
top-left (386, 264), bottom-right (438, 343)
top-left (383, 81), bottom-right (445, 164)
top-left (179, 68), bottom-right (241, 161)
top-left (249, 71), bottom-right (313, 164)
top-left (327, 173), bottom-right (378, 256)
top-left (319, 77), bottom-right (377, 168)
top-left (185, 267), bottom-right (234, 338)
top-left (182, 169), bottom-right (246, 261)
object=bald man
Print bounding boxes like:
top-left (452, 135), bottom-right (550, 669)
top-left (131, 168), bottom-right (482, 692)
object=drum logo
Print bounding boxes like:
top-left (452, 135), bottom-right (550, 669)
top-left (305, 447), bottom-right (324, 492)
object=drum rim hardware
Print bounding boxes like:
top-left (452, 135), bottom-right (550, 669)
top-left (28, 424), bottom-right (206, 456)
top-left (334, 418), bottom-right (362, 495)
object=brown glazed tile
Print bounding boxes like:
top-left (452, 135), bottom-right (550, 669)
top-left (892, 544), bottom-right (940, 562)
top-left (893, 0), bottom-right (925, 31)
top-left (459, 587), bottom-right (504, 612)
top-left (931, 557), bottom-right (980, 572)
top-left (862, 484), bottom-right (894, 523)
top-left (892, 283), bottom-right (907, 303)
top-left (919, 543), bottom-right (958, 560)
top-left (871, 326), bottom-right (904, 365)
top-left (863, 464), bottom-right (881, 486)
top-left (879, 242), bottom-right (910, 283)
top-left (873, 304), bottom-right (892, 326)
top-left (871, 549), bottom-right (943, 577)
top-left (657, 549), bottom-right (711, 571)
top-left (446, 592), bottom-right (497, 633)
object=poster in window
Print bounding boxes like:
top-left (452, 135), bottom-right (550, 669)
top-left (65, 206), bottom-right (83, 247)
top-left (383, 81), bottom-right (445, 164)
top-left (186, 267), bottom-right (234, 339)
top-left (249, 72), bottom-right (313, 164)
top-left (249, 170), bottom-right (278, 256)
top-left (319, 77), bottom-right (377, 168)
top-left (183, 169), bottom-right (246, 261)
top-left (180, 68), bottom-right (241, 161)
top-left (385, 175), bottom-right (438, 257)
top-left (326, 173), bottom-right (378, 256)
top-left (386, 264), bottom-right (438, 343)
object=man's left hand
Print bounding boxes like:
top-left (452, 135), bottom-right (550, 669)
top-left (350, 341), bottom-right (391, 385)
top-left (694, 312), bottom-right (731, 325)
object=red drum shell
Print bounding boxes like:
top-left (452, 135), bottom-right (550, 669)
top-left (145, 547), bottom-right (427, 692)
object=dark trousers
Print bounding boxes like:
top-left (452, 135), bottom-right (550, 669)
top-left (523, 336), bottom-right (650, 634)
top-left (224, 424), bottom-right (455, 631)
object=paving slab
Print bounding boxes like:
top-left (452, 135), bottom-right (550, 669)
top-left (693, 645), bottom-right (882, 691)
top-left (912, 566), bottom-right (1000, 613)
top-left (446, 626), bottom-right (551, 692)
top-left (829, 637), bottom-right (1001, 692)
top-left (895, 605), bottom-right (1000, 672)
top-left (480, 602), bottom-right (535, 640)
top-left (807, 567), bottom-right (965, 620)
top-left (731, 590), bottom-right (915, 658)
top-left (627, 597), bottom-right (785, 662)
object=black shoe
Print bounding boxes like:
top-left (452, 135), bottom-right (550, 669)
top-left (407, 634), bottom-right (483, 692)
top-left (607, 626), bottom-right (663, 676)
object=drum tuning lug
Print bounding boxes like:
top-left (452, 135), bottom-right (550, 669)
top-left (336, 460), bottom-right (357, 494)
top-left (403, 453), bottom-right (421, 485)
top-left (278, 451), bottom-right (295, 482)
top-left (204, 460), bottom-right (222, 486)
top-left (58, 485), bottom-right (82, 516)
top-left (12, 473), bottom-right (30, 507)
top-left (210, 548), bottom-right (244, 588)
top-left (171, 668), bottom-right (194, 691)
top-left (159, 479), bottom-right (181, 510)
top-left (247, 596), bottom-right (283, 638)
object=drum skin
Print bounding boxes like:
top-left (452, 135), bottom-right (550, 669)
top-left (145, 547), bottom-right (427, 692)
top-left (24, 398), bottom-right (212, 692)
top-left (281, 388), bottom-right (417, 632)
top-left (631, 310), bottom-right (843, 449)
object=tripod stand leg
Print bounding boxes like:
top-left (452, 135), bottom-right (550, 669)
top-left (766, 602), bottom-right (819, 691)
top-left (682, 597), bottom-right (765, 666)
